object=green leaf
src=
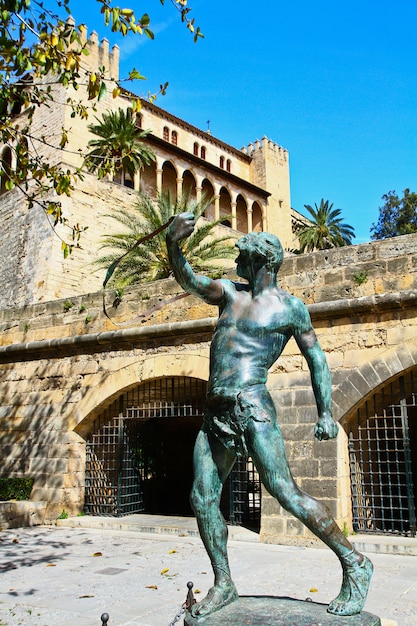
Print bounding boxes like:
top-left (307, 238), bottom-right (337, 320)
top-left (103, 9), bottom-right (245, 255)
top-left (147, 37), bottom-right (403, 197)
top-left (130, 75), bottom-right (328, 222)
top-left (98, 80), bottom-right (107, 101)
top-left (128, 68), bottom-right (146, 80)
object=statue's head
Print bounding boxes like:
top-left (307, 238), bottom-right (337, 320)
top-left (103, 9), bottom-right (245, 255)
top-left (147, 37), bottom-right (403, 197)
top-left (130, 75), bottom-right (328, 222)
top-left (236, 232), bottom-right (284, 274)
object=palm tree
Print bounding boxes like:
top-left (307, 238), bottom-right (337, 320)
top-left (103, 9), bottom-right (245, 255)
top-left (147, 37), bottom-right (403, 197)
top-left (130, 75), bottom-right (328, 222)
top-left (95, 191), bottom-right (237, 286)
top-left (83, 108), bottom-right (155, 181)
top-left (297, 199), bottom-right (355, 252)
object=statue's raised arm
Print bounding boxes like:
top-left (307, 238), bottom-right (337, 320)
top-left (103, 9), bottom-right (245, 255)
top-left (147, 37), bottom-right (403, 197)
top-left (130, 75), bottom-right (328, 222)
top-left (166, 212), bottom-right (224, 305)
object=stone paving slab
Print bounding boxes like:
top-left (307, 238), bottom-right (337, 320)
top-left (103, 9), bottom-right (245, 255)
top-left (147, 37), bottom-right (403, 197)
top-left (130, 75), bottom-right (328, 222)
top-left (0, 525), bottom-right (415, 626)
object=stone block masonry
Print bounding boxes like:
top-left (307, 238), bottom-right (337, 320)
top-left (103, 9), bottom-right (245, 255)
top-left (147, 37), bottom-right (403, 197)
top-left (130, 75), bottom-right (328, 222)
top-left (0, 234), bottom-right (417, 541)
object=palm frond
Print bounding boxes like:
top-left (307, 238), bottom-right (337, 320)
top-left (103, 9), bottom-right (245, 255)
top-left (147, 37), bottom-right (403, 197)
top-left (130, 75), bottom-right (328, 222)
top-left (96, 190), bottom-right (236, 287)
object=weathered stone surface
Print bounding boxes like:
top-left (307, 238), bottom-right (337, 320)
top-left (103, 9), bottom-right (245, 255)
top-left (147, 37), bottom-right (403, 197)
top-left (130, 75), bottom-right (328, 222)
top-left (0, 500), bottom-right (46, 529)
top-left (184, 597), bottom-right (381, 625)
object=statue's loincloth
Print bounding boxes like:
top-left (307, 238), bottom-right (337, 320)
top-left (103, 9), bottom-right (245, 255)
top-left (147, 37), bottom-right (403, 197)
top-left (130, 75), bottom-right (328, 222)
top-left (203, 384), bottom-right (274, 456)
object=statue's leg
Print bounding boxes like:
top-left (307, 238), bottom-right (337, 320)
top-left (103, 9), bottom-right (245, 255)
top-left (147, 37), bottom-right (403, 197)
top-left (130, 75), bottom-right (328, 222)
top-left (189, 429), bottom-right (238, 617)
top-left (246, 418), bottom-right (373, 616)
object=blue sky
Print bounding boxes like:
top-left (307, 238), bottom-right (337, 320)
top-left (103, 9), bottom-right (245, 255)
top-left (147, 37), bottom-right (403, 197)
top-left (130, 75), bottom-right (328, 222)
top-left (71, 1), bottom-right (417, 243)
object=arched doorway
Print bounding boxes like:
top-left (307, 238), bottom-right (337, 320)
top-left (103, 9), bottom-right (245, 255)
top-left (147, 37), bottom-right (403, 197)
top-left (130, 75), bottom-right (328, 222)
top-left (219, 186), bottom-right (232, 226)
top-left (182, 169), bottom-right (197, 200)
top-left (84, 376), bottom-right (262, 530)
top-left (343, 367), bottom-right (417, 536)
top-left (201, 179), bottom-right (215, 220)
top-left (85, 377), bottom-right (205, 517)
top-left (236, 194), bottom-right (248, 233)
top-left (252, 201), bottom-right (263, 231)
top-left (162, 161), bottom-right (177, 201)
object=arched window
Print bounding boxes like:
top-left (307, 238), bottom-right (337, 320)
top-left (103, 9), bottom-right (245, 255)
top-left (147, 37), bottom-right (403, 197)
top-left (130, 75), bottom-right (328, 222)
top-left (171, 130), bottom-right (178, 145)
top-left (219, 156), bottom-right (225, 169)
top-left (226, 159), bottom-right (231, 173)
top-left (193, 142), bottom-right (199, 156)
top-left (135, 113), bottom-right (143, 128)
top-left (200, 146), bottom-right (206, 160)
top-left (163, 126), bottom-right (169, 141)
top-left (0, 146), bottom-right (12, 195)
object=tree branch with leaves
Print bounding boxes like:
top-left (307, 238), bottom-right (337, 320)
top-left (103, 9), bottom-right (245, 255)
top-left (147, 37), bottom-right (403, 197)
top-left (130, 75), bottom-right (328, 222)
top-left (0, 0), bottom-right (202, 256)
top-left (370, 189), bottom-right (417, 240)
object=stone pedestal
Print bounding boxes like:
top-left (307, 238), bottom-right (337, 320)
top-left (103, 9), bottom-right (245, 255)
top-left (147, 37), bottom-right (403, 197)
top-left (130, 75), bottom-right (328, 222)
top-left (184, 597), bottom-right (381, 625)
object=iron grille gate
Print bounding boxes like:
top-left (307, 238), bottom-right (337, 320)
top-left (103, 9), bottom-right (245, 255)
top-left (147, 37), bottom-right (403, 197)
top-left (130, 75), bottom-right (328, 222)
top-left (85, 415), bottom-right (143, 516)
top-left (348, 371), bottom-right (417, 536)
top-left (85, 377), bottom-right (261, 529)
top-left (229, 456), bottom-right (261, 530)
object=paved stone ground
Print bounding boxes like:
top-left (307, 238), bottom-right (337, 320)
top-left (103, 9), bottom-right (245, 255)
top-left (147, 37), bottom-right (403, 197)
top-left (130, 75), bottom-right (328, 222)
top-left (0, 525), bottom-right (416, 626)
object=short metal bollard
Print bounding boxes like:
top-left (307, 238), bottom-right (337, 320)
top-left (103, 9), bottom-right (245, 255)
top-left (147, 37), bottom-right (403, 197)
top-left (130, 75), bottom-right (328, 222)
top-left (101, 613), bottom-right (109, 625)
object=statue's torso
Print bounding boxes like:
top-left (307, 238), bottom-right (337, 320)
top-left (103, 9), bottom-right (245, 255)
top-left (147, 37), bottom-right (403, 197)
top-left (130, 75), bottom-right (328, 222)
top-left (208, 281), bottom-right (297, 396)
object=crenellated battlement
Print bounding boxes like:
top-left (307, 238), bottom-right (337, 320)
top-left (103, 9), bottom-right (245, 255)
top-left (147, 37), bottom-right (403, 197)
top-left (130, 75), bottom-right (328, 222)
top-left (83, 31), bottom-right (120, 81)
top-left (65, 17), bottom-right (120, 81)
top-left (242, 136), bottom-right (288, 159)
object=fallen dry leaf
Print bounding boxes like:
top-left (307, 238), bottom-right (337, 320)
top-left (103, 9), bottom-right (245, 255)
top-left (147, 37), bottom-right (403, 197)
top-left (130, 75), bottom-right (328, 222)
top-left (146, 585), bottom-right (158, 590)
top-left (46, 563), bottom-right (56, 567)
top-left (309, 587), bottom-right (318, 593)
top-left (168, 549), bottom-right (176, 554)
top-left (161, 568), bottom-right (169, 575)
top-left (79, 595), bottom-right (94, 598)
top-left (92, 552), bottom-right (103, 557)
top-left (194, 589), bottom-right (201, 594)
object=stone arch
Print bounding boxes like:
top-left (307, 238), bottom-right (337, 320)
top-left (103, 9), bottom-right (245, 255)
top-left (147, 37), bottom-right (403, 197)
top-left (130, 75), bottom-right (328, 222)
top-left (162, 161), bottom-right (177, 200)
top-left (74, 352), bottom-right (210, 439)
top-left (201, 178), bottom-right (215, 220)
top-left (219, 186), bottom-right (232, 226)
top-left (182, 169), bottom-right (197, 200)
top-left (236, 193), bottom-right (248, 233)
top-left (252, 201), bottom-right (263, 232)
top-left (333, 338), bottom-right (417, 424)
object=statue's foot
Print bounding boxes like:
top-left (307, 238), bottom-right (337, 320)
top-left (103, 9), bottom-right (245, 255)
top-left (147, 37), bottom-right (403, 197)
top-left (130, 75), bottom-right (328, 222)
top-left (190, 580), bottom-right (238, 618)
top-left (328, 554), bottom-right (373, 616)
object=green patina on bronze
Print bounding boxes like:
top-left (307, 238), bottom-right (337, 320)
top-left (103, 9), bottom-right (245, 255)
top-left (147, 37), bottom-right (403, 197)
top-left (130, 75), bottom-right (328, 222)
top-left (166, 213), bottom-right (374, 620)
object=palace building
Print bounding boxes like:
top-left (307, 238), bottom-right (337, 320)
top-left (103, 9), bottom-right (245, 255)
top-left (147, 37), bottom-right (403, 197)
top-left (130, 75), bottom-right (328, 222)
top-left (0, 30), bottom-right (305, 309)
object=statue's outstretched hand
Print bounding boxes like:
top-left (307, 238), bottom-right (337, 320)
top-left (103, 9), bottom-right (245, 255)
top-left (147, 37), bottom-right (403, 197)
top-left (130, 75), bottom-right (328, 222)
top-left (314, 413), bottom-right (338, 441)
top-left (167, 212), bottom-right (195, 242)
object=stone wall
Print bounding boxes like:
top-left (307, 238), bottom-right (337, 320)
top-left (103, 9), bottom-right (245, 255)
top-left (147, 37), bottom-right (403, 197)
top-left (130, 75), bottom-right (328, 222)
top-left (1, 231), bottom-right (416, 346)
top-left (1, 234), bottom-right (417, 540)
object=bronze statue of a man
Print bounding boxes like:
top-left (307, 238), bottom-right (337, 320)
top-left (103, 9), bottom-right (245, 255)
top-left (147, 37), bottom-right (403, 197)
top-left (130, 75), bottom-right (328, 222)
top-left (166, 213), bottom-right (373, 619)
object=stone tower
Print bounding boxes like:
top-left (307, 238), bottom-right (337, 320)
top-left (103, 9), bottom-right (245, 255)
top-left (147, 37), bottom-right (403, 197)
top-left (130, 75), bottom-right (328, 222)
top-left (246, 137), bottom-right (292, 248)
